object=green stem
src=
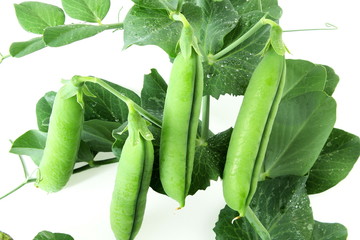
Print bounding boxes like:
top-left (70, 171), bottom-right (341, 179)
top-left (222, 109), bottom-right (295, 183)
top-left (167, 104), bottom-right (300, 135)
top-left (245, 207), bottom-right (271, 240)
top-left (0, 158), bottom-right (118, 200)
top-left (0, 53), bottom-right (11, 63)
top-left (103, 22), bottom-right (124, 30)
top-left (0, 178), bottom-right (36, 200)
top-left (19, 154), bottom-right (29, 178)
top-left (200, 95), bottom-right (210, 140)
top-left (212, 17), bottom-right (267, 61)
top-left (9, 140), bottom-right (29, 178)
top-left (73, 158), bottom-right (118, 174)
top-left (74, 76), bottom-right (162, 128)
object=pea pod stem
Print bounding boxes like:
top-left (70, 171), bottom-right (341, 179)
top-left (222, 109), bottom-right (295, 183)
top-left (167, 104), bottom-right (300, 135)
top-left (245, 206), bottom-right (271, 240)
top-left (73, 76), bottom-right (162, 128)
top-left (73, 158), bottom-right (119, 174)
top-left (211, 17), bottom-right (267, 61)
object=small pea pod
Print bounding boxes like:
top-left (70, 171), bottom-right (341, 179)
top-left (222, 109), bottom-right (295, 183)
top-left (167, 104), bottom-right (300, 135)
top-left (110, 105), bottom-right (154, 240)
top-left (222, 47), bottom-right (285, 217)
top-left (36, 83), bottom-right (84, 192)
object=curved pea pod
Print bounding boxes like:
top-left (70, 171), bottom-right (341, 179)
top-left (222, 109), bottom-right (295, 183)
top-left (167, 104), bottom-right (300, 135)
top-left (36, 84), bottom-right (84, 192)
top-left (110, 106), bottom-right (154, 240)
top-left (159, 50), bottom-right (203, 208)
top-left (222, 47), bottom-right (285, 216)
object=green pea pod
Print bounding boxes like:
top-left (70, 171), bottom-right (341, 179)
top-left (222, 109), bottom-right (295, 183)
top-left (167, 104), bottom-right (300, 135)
top-left (36, 84), bottom-right (84, 192)
top-left (159, 49), bottom-right (203, 208)
top-left (245, 61), bottom-right (287, 209)
top-left (223, 47), bottom-right (285, 217)
top-left (110, 105), bottom-right (154, 240)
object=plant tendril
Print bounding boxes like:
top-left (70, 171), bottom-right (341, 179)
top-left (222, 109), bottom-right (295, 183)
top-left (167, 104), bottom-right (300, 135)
top-left (0, 178), bottom-right (36, 200)
top-left (283, 23), bottom-right (338, 32)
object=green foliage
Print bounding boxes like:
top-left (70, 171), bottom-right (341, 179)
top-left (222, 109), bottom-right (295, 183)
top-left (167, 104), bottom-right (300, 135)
top-left (61, 0), bottom-right (110, 23)
top-left (82, 120), bottom-right (121, 152)
top-left (124, 6), bottom-right (182, 58)
top-left (323, 65), bottom-right (339, 96)
top-left (264, 91), bottom-right (336, 177)
top-left (140, 69), bottom-right (168, 119)
top-left (10, 130), bottom-right (47, 165)
top-left (14, 2), bottom-right (65, 34)
top-left (282, 60), bottom-right (327, 99)
top-left (3, 0), bottom-right (359, 239)
top-left (0, 231), bottom-right (13, 240)
top-left (43, 24), bottom-right (111, 47)
top-left (33, 231), bottom-right (74, 240)
top-left (9, 37), bottom-right (46, 58)
top-left (311, 221), bottom-right (348, 240)
top-left (214, 176), bottom-right (314, 240)
top-left (307, 128), bottom-right (360, 194)
top-left (189, 128), bottom-right (232, 195)
top-left (36, 91), bottom-right (56, 132)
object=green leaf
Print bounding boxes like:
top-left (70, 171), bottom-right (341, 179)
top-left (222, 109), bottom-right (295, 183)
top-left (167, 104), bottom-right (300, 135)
top-left (214, 176), bottom-right (314, 240)
top-left (14, 2), bottom-right (65, 34)
top-left (0, 231), bottom-right (13, 240)
top-left (234, 0), bottom-right (282, 19)
top-left (10, 130), bottom-right (47, 166)
top-left (199, 0), bottom-right (239, 54)
top-left (306, 128), bottom-right (360, 194)
top-left (132, 0), bottom-right (178, 10)
top-left (61, 0), bottom-right (110, 23)
top-left (123, 5), bottom-right (181, 58)
top-left (188, 128), bottom-right (232, 195)
top-left (36, 91), bottom-right (56, 132)
top-left (43, 24), bottom-right (109, 47)
top-left (111, 122), bottom-right (129, 158)
top-left (77, 141), bottom-right (95, 163)
top-left (82, 120), bottom-right (120, 152)
top-left (35, 80), bottom-right (140, 129)
top-left (323, 65), bottom-right (339, 96)
top-left (311, 221), bottom-right (348, 240)
top-left (282, 59), bottom-right (327, 99)
top-left (264, 91), bottom-right (336, 177)
top-left (9, 129), bottom-right (95, 165)
top-left (204, 16), bottom-right (270, 98)
top-left (9, 37), bottom-right (46, 58)
top-left (83, 80), bottom-right (141, 123)
top-left (202, 0), bottom-right (282, 98)
top-left (33, 230), bottom-right (74, 240)
top-left (181, 3), bottom-right (204, 41)
top-left (141, 69), bottom-right (167, 120)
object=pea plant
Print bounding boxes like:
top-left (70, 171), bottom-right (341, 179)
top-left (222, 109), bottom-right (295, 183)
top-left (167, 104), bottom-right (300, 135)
top-left (1, 0), bottom-right (359, 239)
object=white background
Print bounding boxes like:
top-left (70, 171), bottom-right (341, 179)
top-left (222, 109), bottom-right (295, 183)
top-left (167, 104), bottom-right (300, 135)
top-left (0, 0), bottom-right (359, 239)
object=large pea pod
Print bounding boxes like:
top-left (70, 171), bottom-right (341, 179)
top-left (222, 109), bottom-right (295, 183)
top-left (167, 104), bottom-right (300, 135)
top-left (159, 49), bottom-right (202, 208)
top-left (110, 106), bottom-right (154, 240)
top-left (222, 47), bottom-right (285, 216)
top-left (36, 84), bottom-right (84, 192)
